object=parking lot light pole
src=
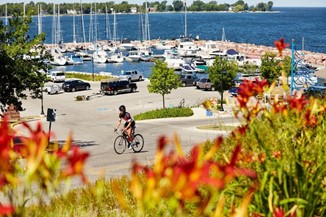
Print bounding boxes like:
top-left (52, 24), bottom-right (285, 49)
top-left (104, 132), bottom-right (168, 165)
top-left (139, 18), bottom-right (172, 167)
top-left (220, 70), bottom-right (227, 111)
top-left (92, 56), bottom-right (95, 81)
top-left (41, 89), bottom-right (44, 115)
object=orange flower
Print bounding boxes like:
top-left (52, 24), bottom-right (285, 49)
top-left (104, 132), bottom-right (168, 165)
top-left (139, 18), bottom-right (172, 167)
top-left (304, 110), bottom-right (318, 127)
top-left (258, 153), bottom-right (266, 163)
top-left (274, 38), bottom-right (290, 56)
top-left (272, 150), bottom-right (282, 159)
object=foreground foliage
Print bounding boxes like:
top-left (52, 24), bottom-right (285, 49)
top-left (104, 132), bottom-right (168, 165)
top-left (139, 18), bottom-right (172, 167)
top-left (0, 118), bottom-right (89, 216)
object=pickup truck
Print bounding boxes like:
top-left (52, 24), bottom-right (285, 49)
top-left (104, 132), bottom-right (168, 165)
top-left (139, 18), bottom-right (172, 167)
top-left (100, 80), bottom-right (137, 95)
top-left (179, 74), bottom-right (199, 87)
top-left (119, 70), bottom-right (144, 82)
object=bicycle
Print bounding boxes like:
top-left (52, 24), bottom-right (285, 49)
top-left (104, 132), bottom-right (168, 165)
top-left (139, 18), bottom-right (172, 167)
top-left (113, 127), bottom-right (144, 154)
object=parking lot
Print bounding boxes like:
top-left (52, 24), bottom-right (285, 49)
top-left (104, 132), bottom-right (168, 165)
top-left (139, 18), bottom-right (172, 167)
top-left (17, 79), bottom-right (238, 185)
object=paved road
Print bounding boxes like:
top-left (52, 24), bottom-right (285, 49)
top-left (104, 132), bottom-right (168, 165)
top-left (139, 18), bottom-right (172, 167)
top-left (17, 79), bottom-right (239, 185)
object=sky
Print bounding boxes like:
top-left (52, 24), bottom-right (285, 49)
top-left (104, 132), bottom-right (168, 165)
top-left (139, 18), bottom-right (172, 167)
top-left (1, 0), bottom-right (326, 7)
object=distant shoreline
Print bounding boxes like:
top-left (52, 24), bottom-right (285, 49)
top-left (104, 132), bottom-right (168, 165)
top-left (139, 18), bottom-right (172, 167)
top-left (0, 10), bottom-right (283, 18)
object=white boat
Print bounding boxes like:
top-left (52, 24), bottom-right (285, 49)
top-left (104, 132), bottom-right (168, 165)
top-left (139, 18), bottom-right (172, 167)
top-left (197, 41), bottom-right (221, 59)
top-left (69, 54), bottom-right (83, 65)
top-left (180, 63), bottom-right (198, 74)
top-left (125, 50), bottom-right (141, 62)
top-left (50, 48), bottom-right (67, 66)
top-left (107, 51), bottom-right (124, 63)
top-left (93, 50), bottom-right (108, 63)
top-left (118, 43), bottom-right (135, 51)
top-left (139, 49), bottom-right (153, 62)
top-left (163, 50), bottom-right (185, 69)
top-left (154, 40), bottom-right (174, 50)
top-left (176, 41), bottom-right (199, 57)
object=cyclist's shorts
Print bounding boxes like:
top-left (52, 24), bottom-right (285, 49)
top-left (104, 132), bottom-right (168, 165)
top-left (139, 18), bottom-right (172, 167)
top-left (124, 121), bottom-right (135, 129)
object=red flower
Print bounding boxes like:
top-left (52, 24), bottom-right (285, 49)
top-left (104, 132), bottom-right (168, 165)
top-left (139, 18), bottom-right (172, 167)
top-left (0, 204), bottom-right (15, 215)
top-left (273, 207), bottom-right (286, 217)
top-left (272, 102), bottom-right (287, 114)
top-left (63, 146), bottom-right (90, 183)
top-left (274, 38), bottom-right (290, 56)
top-left (288, 94), bottom-right (308, 112)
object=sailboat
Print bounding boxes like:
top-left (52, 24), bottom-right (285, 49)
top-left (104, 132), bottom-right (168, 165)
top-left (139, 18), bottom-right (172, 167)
top-left (50, 4), bottom-right (67, 66)
top-left (108, 10), bottom-right (124, 63)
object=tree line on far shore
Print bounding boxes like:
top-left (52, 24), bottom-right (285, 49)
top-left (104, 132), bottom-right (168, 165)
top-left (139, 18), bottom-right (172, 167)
top-left (0, 0), bottom-right (273, 16)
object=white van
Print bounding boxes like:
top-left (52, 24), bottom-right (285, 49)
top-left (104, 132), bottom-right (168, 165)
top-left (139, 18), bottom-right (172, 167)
top-left (50, 71), bottom-right (66, 82)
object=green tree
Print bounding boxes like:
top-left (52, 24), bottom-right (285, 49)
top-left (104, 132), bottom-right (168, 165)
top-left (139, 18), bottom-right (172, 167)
top-left (148, 60), bottom-right (181, 108)
top-left (0, 13), bottom-right (48, 112)
top-left (256, 2), bottom-right (267, 11)
top-left (232, 4), bottom-right (244, 12)
top-left (260, 51), bottom-right (282, 84)
top-left (267, 1), bottom-right (273, 11)
top-left (172, 0), bottom-right (184, 12)
top-left (208, 57), bottom-right (238, 109)
top-left (241, 62), bottom-right (258, 74)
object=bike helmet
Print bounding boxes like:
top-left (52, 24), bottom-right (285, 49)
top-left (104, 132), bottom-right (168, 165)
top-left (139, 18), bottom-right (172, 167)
top-left (119, 105), bottom-right (126, 113)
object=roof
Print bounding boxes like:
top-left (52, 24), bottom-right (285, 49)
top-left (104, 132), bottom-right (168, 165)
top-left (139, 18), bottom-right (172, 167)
top-left (226, 49), bottom-right (238, 55)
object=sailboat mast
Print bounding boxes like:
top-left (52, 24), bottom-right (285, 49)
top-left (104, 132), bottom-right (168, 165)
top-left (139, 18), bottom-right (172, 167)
top-left (5, 4), bottom-right (8, 26)
top-left (38, 4), bottom-right (42, 35)
top-left (221, 27), bottom-right (226, 42)
top-left (58, 4), bottom-right (62, 43)
top-left (73, 5), bottom-right (76, 43)
top-left (94, 2), bottom-right (98, 41)
top-left (146, 1), bottom-right (150, 41)
top-left (89, 4), bottom-right (93, 42)
top-left (52, 4), bottom-right (56, 45)
top-left (105, 6), bottom-right (109, 40)
top-left (113, 9), bottom-right (117, 46)
top-left (144, 2), bottom-right (148, 41)
top-left (80, 0), bottom-right (86, 47)
top-left (184, 0), bottom-right (187, 37)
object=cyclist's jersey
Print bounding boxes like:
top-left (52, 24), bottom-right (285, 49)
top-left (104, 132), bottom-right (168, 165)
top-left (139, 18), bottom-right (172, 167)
top-left (119, 112), bottom-right (134, 123)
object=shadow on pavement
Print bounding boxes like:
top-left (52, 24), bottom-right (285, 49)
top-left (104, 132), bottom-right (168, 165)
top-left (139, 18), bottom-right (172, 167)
top-left (55, 140), bottom-right (99, 148)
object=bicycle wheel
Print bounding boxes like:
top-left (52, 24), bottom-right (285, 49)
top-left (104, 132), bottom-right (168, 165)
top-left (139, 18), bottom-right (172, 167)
top-left (132, 134), bottom-right (144, 153)
top-left (114, 135), bottom-right (127, 154)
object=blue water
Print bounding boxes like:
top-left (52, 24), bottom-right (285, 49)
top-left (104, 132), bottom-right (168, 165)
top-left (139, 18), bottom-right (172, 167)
top-left (2, 7), bottom-right (326, 77)
top-left (25, 7), bottom-right (325, 52)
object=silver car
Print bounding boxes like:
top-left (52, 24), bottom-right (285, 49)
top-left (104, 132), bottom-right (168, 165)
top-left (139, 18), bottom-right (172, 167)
top-left (196, 77), bottom-right (215, 91)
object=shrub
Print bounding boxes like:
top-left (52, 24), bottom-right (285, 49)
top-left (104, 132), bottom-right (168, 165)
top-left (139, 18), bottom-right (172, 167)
top-left (134, 107), bottom-right (193, 120)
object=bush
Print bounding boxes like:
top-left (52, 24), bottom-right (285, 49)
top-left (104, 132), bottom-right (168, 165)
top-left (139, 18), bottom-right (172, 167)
top-left (134, 107), bottom-right (193, 120)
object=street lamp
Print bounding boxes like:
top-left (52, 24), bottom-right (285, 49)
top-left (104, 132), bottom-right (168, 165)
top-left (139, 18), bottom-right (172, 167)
top-left (220, 70), bottom-right (227, 111)
top-left (40, 88), bottom-right (44, 115)
top-left (92, 56), bottom-right (95, 81)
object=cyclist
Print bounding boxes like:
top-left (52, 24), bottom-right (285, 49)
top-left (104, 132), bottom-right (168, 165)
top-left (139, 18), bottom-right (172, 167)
top-left (114, 105), bottom-right (136, 149)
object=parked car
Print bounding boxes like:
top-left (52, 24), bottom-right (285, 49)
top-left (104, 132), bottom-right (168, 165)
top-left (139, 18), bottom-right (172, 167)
top-left (50, 71), bottom-right (66, 82)
top-left (179, 74), bottom-right (199, 87)
top-left (304, 85), bottom-right (326, 98)
top-left (119, 70), bottom-right (144, 82)
top-left (62, 79), bottom-right (91, 92)
top-left (196, 77), bottom-right (215, 91)
top-left (228, 87), bottom-right (239, 97)
top-left (100, 79), bottom-right (137, 95)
